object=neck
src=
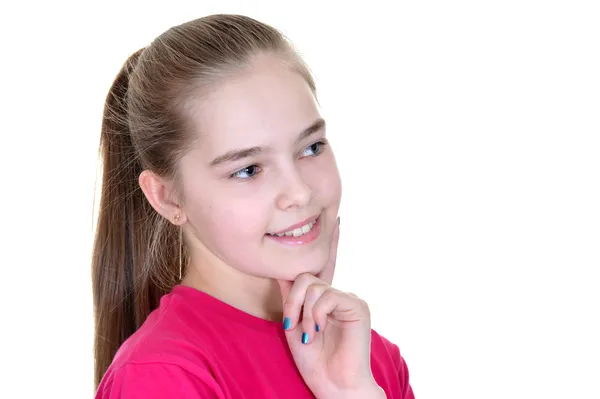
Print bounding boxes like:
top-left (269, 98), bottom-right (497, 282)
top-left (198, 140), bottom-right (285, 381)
top-left (182, 257), bottom-right (284, 322)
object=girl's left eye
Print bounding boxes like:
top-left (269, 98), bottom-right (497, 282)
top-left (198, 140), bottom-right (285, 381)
top-left (300, 140), bottom-right (327, 158)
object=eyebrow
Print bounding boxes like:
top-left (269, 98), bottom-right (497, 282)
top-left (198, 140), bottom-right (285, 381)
top-left (209, 118), bottom-right (326, 167)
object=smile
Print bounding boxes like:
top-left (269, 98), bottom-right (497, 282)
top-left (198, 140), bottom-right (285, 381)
top-left (266, 215), bottom-right (321, 245)
top-left (267, 219), bottom-right (317, 237)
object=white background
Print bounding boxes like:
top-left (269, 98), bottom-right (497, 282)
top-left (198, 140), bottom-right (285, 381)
top-left (1, 1), bottom-right (599, 398)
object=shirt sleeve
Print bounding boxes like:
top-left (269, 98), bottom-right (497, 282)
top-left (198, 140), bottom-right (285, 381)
top-left (96, 362), bottom-right (222, 399)
top-left (397, 354), bottom-right (415, 399)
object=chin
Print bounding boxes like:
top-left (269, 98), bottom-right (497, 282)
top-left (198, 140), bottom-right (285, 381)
top-left (281, 251), bottom-right (330, 280)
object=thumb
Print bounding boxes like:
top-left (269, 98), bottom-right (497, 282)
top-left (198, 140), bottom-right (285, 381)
top-left (317, 216), bottom-right (340, 285)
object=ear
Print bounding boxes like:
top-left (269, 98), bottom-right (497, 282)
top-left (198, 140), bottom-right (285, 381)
top-left (139, 169), bottom-right (187, 225)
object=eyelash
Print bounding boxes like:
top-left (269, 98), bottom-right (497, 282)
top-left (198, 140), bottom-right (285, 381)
top-left (229, 140), bottom-right (328, 181)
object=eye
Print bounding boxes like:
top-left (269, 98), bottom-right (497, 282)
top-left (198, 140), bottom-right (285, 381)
top-left (300, 140), bottom-right (327, 158)
top-left (230, 165), bottom-right (261, 180)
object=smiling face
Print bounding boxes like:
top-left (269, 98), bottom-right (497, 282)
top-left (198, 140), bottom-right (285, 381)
top-left (177, 54), bottom-right (342, 282)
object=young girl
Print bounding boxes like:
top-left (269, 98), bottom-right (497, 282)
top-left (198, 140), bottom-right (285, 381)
top-left (92, 14), bottom-right (414, 399)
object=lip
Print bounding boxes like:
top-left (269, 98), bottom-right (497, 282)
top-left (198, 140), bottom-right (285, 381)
top-left (269, 214), bottom-right (320, 235)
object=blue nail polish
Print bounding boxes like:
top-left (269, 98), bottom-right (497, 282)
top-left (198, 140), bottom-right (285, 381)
top-left (283, 317), bottom-right (292, 330)
top-left (302, 332), bottom-right (309, 344)
top-left (315, 324), bottom-right (320, 332)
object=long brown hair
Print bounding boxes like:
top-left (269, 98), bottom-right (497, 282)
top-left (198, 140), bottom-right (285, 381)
top-left (91, 14), bottom-right (316, 389)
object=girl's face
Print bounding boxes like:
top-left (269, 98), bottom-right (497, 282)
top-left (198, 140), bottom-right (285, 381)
top-left (178, 55), bottom-right (342, 281)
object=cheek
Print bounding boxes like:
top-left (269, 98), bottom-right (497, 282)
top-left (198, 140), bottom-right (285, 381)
top-left (305, 154), bottom-right (342, 204)
top-left (187, 188), bottom-right (269, 242)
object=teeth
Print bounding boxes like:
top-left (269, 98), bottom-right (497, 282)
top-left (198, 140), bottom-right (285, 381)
top-left (273, 220), bottom-right (316, 237)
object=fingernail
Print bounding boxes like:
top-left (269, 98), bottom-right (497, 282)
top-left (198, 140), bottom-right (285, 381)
top-left (315, 324), bottom-right (320, 332)
top-left (337, 217), bottom-right (341, 226)
top-left (301, 332), bottom-right (309, 344)
top-left (283, 317), bottom-right (292, 330)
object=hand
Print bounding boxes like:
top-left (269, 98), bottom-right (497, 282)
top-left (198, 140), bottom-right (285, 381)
top-left (277, 218), bottom-right (383, 399)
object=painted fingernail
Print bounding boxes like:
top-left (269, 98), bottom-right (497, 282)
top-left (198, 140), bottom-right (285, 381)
top-left (302, 332), bottom-right (309, 344)
top-left (338, 217), bottom-right (341, 226)
top-left (283, 317), bottom-right (292, 330)
top-left (315, 324), bottom-right (321, 332)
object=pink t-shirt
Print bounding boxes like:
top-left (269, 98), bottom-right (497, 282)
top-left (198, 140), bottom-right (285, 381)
top-left (95, 285), bottom-right (415, 398)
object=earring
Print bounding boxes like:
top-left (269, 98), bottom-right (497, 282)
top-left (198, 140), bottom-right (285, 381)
top-left (178, 224), bottom-right (183, 280)
top-left (173, 214), bottom-right (182, 280)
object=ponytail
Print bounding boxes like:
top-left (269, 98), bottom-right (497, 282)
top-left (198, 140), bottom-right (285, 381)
top-left (91, 48), bottom-right (180, 389)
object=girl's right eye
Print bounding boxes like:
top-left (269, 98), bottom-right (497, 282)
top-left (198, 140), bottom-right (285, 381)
top-left (230, 165), bottom-right (261, 180)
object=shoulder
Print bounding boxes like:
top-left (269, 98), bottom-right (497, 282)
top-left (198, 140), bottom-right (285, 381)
top-left (370, 329), bottom-right (405, 367)
top-left (95, 361), bottom-right (223, 399)
top-left (111, 287), bottom-right (226, 367)
top-left (370, 329), bottom-right (414, 397)
top-left (97, 291), bottom-right (224, 398)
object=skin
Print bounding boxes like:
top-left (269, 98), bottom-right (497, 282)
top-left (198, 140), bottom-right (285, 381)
top-left (139, 54), bottom-right (385, 398)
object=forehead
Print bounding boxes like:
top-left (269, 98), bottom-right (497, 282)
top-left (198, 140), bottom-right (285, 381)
top-left (189, 56), bottom-right (320, 154)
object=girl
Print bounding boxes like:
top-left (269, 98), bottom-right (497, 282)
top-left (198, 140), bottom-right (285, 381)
top-left (92, 14), bottom-right (414, 399)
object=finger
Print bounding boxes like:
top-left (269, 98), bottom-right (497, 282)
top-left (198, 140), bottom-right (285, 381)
top-left (317, 216), bottom-right (340, 285)
top-left (301, 283), bottom-right (329, 344)
top-left (276, 279), bottom-right (294, 330)
top-left (276, 279), bottom-right (294, 304)
top-left (312, 290), bottom-right (370, 331)
top-left (280, 273), bottom-right (325, 332)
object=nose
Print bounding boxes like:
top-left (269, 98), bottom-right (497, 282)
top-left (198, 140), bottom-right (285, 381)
top-left (275, 165), bottom-right (312, 210)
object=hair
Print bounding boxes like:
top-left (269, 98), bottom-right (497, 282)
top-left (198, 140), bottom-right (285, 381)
top-left (91, 14), bottom-right (316, 389)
